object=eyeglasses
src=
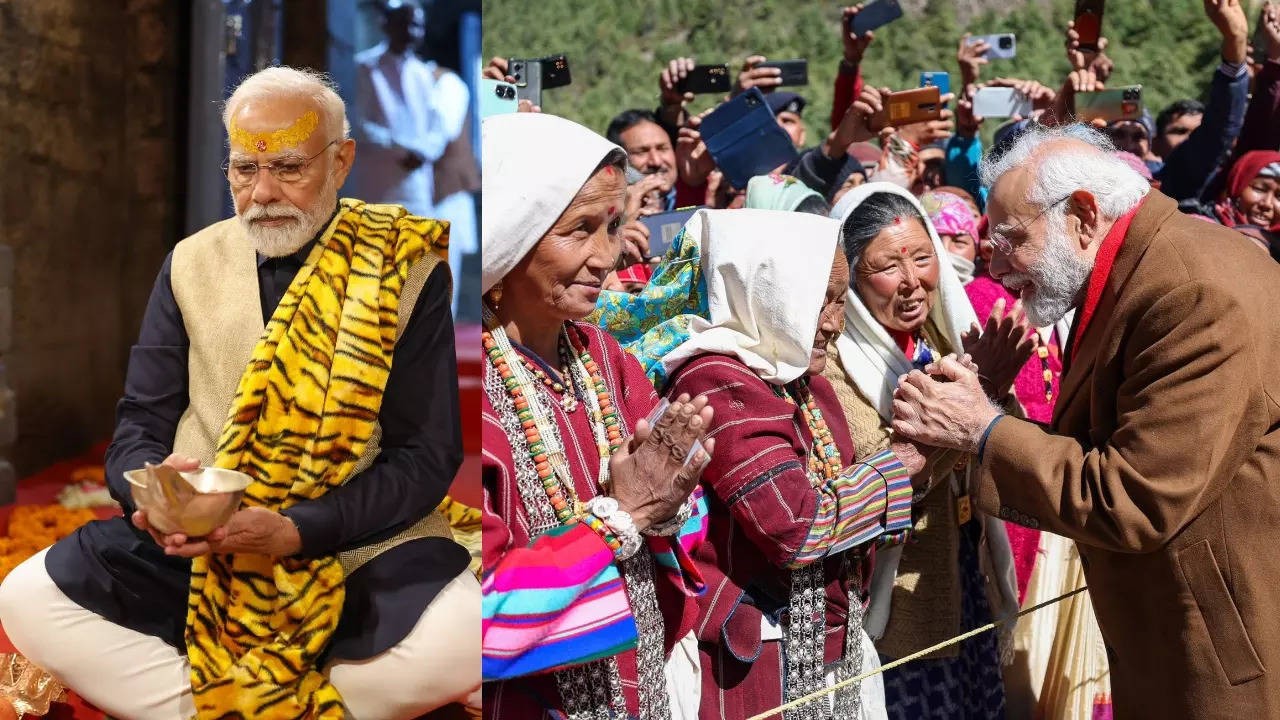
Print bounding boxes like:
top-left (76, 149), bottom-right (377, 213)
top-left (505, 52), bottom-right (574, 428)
top-left (987, 195), bottom-right (1071, 255)
top-left (222, 140), bottom-right (339, 188)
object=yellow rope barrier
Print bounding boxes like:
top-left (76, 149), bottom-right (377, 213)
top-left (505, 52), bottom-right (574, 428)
top-left (745, 585), bottom-right (1091, 720)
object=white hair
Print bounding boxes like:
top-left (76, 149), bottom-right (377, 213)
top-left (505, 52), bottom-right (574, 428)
top-left (222, 66), bottom-right (350, 145)
top-left (234, 167), bottom-right (339, 257)
top-left (979, 123), bottom-right (1149, 221)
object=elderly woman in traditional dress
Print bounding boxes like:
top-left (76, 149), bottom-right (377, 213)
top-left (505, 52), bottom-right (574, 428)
top-left (480, 112), bottom-right (714, 720)
top-left (597, 207), bottom-right (938, 719)
top-left (822, 182), bottom-right (1029, 719)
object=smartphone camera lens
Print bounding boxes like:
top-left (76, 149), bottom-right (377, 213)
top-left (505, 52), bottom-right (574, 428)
top-left (998, 36), bottom-right (1013, 49)
top-left (1123, 88), bottom-right (1138, 100)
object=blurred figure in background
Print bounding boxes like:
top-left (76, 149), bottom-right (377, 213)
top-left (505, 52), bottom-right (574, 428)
top-left (353, 1), bottom-right (437, 217)
top-left (355, 0), bottom-right (477, 314)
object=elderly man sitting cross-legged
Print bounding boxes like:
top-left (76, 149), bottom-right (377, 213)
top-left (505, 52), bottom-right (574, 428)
top-left (0, 66), bottom-right (480, 719)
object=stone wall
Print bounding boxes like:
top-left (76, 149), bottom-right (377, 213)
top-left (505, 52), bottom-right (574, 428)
top-left (0, 0), bottom-right (181, 481)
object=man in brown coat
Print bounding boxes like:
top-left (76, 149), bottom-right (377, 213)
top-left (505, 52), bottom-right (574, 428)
top-left (890, 123), bottom-right (1280, 718)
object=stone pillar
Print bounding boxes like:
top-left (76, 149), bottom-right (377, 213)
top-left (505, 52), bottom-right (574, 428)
top-left (0, 0), bottom-right (179, 478)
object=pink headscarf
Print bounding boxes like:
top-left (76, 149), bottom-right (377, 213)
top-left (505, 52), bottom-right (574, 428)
top-left (1112, 150), bottom-right (1154, 181)
top-left (920, 190), bottom-right (978, 241)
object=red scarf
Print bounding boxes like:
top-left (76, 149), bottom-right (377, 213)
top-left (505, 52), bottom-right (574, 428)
top-left (1071, 197), bottom-right (1146, 363)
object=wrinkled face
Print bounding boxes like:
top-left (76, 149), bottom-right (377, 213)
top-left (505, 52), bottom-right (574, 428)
top-left (1238, 176), bottom-right (1280, 227)
top-left (809, 248), bottom-right (849, 375)
top-left (853, 218), bottom-right (939, 334)
top-left (941, 232), bottom-right (976, 262)
top-left (228, 96), bottom-right (352, 257)
top-left (619, 121), bottom-right (676, 193)
top-left (506, 165), bottom-right (627, 322)
top-left (1155, 112), bottom-right (1202, 156)
top-left (1108, 121), bottom-right (1150, 159)
top-left (776, 111), bottom-right (806, 148)
top-left (831, 171), bottom-right (866, 207)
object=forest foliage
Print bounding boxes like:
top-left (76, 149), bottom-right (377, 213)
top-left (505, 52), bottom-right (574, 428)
top-left (484, 0), bottom-right (1248, 143)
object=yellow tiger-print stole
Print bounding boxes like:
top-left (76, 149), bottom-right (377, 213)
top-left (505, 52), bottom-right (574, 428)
top-left (184, 198), bottom-right (448, 719)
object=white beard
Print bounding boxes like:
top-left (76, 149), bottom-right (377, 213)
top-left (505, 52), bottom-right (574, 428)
top-left (235, 171), bottom-right (338, 257)
top-left (1002, 214), bottom-right (1094, 327)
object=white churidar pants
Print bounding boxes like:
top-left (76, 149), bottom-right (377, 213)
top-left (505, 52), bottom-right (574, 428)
top-left (0, 548), bottom-right (481, 719)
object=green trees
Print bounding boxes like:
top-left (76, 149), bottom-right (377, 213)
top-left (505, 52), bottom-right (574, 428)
top-left (483, 0), bottom-right (1238, 143)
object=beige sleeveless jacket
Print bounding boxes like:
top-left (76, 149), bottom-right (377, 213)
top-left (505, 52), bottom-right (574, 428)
top-left (169, 215), bottom-right (452, 575)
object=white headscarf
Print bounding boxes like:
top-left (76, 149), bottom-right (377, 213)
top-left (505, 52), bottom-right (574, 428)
top-left (480, 113), bottom-right (624, 293)
top-left (659, 208), bottom-right (841, 386)
top-left (832, 184), bottom-right (1016, 645)
top-left (829, 182), bottom-right (978, 420)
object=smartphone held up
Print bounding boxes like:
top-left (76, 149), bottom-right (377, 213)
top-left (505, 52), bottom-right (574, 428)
top-left (758, 59), bottom-right (809, 87)
top-left (972, 87), bottom-right (1032, 119)
top-left (1073, 0), bottom-right (1106, 53)
top-left (480, 79), bottom-right (518, 118)
top-left (508, 53), bottom-right (572, 108)
top-left (850, 0), bottom-right (903, 36)
top-left (678, 64), bottom-right (731, 94)
top-left (969, 33), bottom-right (1016, 60)
top-left (1077, 85), bottom-right (1143, 123)
top-left (873, 85), bottom-right (942, 128)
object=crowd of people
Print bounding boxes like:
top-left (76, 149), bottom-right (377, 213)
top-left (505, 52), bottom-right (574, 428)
top-left (481, 2), bottom-right (1280, 719)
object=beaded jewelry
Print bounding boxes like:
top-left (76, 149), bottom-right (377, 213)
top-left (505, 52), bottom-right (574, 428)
top-left (482, 323), bottom-right (628, 545)
top-left (1037, 343), bottom-right (1054, 403)
top-left (482, 313), bottom-right (670, 719)
top-left (774, 380), bottom-right (843, 481)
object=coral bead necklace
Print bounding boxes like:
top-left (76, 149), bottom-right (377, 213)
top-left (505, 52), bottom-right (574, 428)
top-left (482, 323), bottom-right (624, 527)
top-left (774, 380), bottom-right (843, 481)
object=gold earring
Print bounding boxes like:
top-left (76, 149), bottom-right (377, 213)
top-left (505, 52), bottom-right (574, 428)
top-left (486, 283), bottom-right (503, 310)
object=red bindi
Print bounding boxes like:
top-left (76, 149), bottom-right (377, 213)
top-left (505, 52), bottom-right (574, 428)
top-left (900, 246), bottom-right (908, 254)
top-left (603, 165), bottom-right (616, 176)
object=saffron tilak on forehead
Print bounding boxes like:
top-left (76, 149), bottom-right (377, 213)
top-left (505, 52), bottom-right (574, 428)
top-left (229, 110), bottom-right (319, 153)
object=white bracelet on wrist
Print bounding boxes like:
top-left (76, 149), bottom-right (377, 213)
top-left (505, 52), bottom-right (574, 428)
top-left (585, 496), bottom-right (643, 560)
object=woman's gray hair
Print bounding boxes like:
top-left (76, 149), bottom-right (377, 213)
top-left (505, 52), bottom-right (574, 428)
top-left (839, 191), bottom-right (926, 265)
top-left (222, 66), bottom-right (350, 146)
top-left (597, 149), bottom-right (628, 173)
top-left (979, 123), bottom-right (1149, 220)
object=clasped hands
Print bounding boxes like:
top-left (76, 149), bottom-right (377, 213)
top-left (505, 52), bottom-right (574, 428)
top-left (131, 453), bottom-right (302, 558)
top-left (891, 298), bottom-right (1034, 456)
top-left (609, 394), bottom-right (716, 533)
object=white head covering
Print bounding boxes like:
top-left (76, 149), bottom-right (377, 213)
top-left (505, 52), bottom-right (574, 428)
top-left (829, 182), bottom-right (978, 420)
top-left (480, 113), bottom-right (625, 293)
top-left (659, 208), bottom-right (841, 385)
top-left (833, 185), bottom-right (1015, 645)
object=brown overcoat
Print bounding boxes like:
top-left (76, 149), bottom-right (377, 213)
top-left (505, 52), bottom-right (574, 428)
top-left (976, 189), bottom-right (1280, 718)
